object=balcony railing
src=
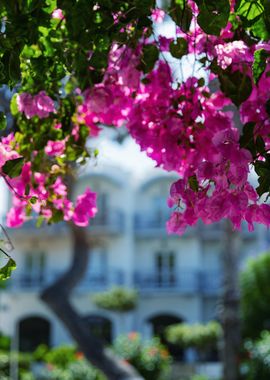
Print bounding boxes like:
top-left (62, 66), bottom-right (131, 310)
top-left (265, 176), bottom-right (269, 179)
top-left (134, 270), bottom-right (222, 295)
top-left (7, 269), bottom-right (125, 292)
top-left (6, 266), bottom-right (222, 295)
top-left (78, 269), bottom-right (125, 292)
top-left (5, 209), bottom-right (125, 236)
top-left (134, 211), bottom-right (194, 237)
top-left (89, 210), bottom-right (125, 235)
top-left (6, 220), bottom-right (67, 236)
top-left (199, 221), bottom-right (257, 240)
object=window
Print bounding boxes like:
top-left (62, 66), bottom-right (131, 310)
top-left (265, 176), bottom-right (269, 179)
top-left (23, 251), bottom-right (46, 287)
top-left (155, 251), bottom-right (175, 286)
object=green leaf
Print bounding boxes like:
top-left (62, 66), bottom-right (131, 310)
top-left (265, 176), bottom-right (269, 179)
top-left (2, 157), bottom-right (24, 178)
top-left (0, 258), bottom-right (16, 281)
top-left (252, 49), bottom-right (270, 85)
top-left (239, 122), bottom-right (256, 157)
top-left (0, 112), bottom-right (7, 130)
top-left (188, 175), bottom-right (199, 192)
top-left (236, 0), bottom-right (264, 25)
top-left (139, 44), bottom-right (159, 74)
top-left (198, 78), bottom-right (205, 87)
top-left (36, 215), bottom-right (44, 228)
top-left (10, 95), bottom-right (19, 116)
top-left (194, 0), bottom-right (230, 35)
top-left (9, 51), bottom-right (21, 83)
top-left (218, 68), bottom-right (252, 106)
top-left (256, 172), bottom-right (270, 196)
top-left (251, 17), bottom-right (270, 40)
top-left (169, 0), bottom-right (192, 32)
top-left (255, 135), bottom-right (265, 154)
top-left (169, 38), bottom-right (188, 59)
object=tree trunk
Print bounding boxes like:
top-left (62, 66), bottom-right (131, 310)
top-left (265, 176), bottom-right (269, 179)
top-left (40, 224), bottom-right (144, 380)
top-left (220, 220), bottom-right (241, 380)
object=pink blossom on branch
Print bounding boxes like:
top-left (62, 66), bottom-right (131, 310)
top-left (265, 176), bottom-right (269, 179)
top-left (45, 140), bottom-right (66, 156)
top-left (73, 188), bottom-right (98, 227)
top-left (52, 8), bottom-right (64, 20)
top-left (17, 91), bottom-right (56, 119)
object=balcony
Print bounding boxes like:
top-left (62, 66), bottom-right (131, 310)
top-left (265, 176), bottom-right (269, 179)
top-left (6, 220), bottom-right (67, 237)
top-left (134, 270), bottom-right (200, 294)
top-left (134, 270), bottom-right (223, 296)
top-left (6, 269), bottom-right (125, 293)
top-left (199, 221), bottom-right (257, 241)
top-left (89, 210), bottom-right (125, 235)
top-left (7, 272), bottom-right (55, 291)
top-left (135, 211), bottom-right (194, 238)
top-left (78, 269), bottom-right (125, 292)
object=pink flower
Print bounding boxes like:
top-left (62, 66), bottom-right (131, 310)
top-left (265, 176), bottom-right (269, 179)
top-left (73, 188), bottom-right (97, 227)
top-left (17, 91), bottom-right (55, 119)
top-left (214, 41), bottom-right (252, 70)
top-left (151, 8), bottom-right (165, 23)
top-left (45, 140), bottom-right (66, 156)
top-left (35, 91), bottom-right (56, 118)
top-left (17, 93), bottom-right (36, 119)
top-left (6, 197), bottom-right (27, 228)
top-left (52, 8), bottom-right (64, 20)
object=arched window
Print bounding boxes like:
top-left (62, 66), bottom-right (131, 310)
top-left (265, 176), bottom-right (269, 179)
top-left (148, 314), bottom-right (184, 360)
top-left (18, 316), bottom-right (51, 352)
top-left (83, 315), bottom-right (112, 344)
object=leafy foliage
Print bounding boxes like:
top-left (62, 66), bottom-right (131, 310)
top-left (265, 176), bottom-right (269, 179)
top-left (92, 286), bottom-right (138, 312)
top-left (2, 157), bottom-right (24, 178)
top-left (244, 331), bottom-right (270, 380)
top-left (252, 49), bottom-right (270, 85)
top-left (0, 258), bottom-right (16, 280)
top-left (0, 333), bottom-right (10, 352)
top-left (165, 321), bottom-right (222, 350)
top-left (240, 252), bottom-right (270, 339)
top-left (0, 350), bottom-right (32, 379)
top-left (194, 0), bottom-right (230, 35)
top-left (113, 332), bottom-right (171, 380)
top-left (169, 38), bottom-right (188, 58)
top-left (169, 0), bottom-right (192, 32)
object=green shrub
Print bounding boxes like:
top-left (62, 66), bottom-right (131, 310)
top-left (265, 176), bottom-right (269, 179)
top-left (43, 345), bottom-right (77, 369)
top-left (92, 286), bottom-right (138, 312)
top-left (240, 252), bottom-right (270, 339)
top-left (165, 321), bottom-right (222, 350)
top-left (37, 360), bottom-right (105, 380)
top-left (113, 332), bottom-right (171, 380)
top-left (0, 350), bottom-right (32, 378)
top-left (33, 344), bottom-right (49, 362)
top-left (243, 331), bottom-right (270, 380)
top-left (0, 333), bottom-right (11, 351)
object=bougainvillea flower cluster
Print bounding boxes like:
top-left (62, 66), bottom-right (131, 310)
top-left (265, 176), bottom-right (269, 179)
top-left (3, 0), bottom-right (270, 235)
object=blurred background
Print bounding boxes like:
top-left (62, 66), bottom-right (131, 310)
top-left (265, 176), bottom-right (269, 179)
top-left (0, 130), bottom-right (270, 380)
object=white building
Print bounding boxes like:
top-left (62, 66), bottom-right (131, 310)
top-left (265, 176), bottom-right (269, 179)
top-left (0, 138), bottom-right (268, 359)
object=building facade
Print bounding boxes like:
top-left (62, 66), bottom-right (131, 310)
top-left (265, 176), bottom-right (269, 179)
top-left (0, 163), bottom-right (268, 358)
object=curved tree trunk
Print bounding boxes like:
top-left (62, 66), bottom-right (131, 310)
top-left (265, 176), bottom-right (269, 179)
top-left (40, 224), bottom-right (143, 380)
top-left (220, 220), bottom-right (241, 380)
